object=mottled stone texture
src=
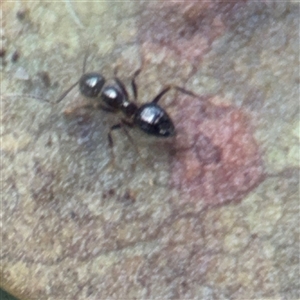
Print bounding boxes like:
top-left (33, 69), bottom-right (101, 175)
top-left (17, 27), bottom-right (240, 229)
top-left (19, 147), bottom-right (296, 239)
top-left (1, 1), bottom-right (299, 300)
top-left (171, 96), bottom-right (263, 206)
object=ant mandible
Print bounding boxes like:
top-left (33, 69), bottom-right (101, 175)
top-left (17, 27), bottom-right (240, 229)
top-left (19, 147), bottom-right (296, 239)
top-left (57, 53), bottom-right (196, 148)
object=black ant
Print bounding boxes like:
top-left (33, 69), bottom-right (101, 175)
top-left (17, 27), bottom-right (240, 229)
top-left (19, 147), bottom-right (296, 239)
top-left (56, 54), bottom-right (197, 149)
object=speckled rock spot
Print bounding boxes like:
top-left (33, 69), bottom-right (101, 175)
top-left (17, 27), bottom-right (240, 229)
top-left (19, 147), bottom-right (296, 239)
top-left (138, 1), bottom-right (249, 66)
top-left (171, 95), bottom-right (264, 206)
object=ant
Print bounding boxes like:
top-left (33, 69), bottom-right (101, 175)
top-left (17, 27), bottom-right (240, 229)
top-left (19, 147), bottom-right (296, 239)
top-left (57, 53), bottom-right (197, 150)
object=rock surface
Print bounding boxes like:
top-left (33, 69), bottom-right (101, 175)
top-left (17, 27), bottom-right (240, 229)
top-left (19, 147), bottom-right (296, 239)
top-left (1, 1), bottom-right (299, 299)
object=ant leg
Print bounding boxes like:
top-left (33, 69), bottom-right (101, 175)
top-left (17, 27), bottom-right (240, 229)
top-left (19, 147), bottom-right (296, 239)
top-left (131, 69), bottom-right (141, 101)
top-left (120, 119), bottom-right (139, 152)
top-left (121, 119), bottom-right (134, 128)
top-left (104, 123), bottom-right (119, 167)
top-left (113, 66), bottom-right (141, 101)
top-left (173, 86), bottom-right (199, 98)
top-left (96, 103), bottom-right (117, 113)
top-left (108, 120), bottom-right (139, 155)
top-left (130, 45), bottom-right (145, 101)
top-left (151, 85), bottom-right (200, 105)
top-left (112, 66), bottom-right (129, 99)
top-left (119, 120), bottom-right (141, 157)
top-left (108, 123), bottom-right (122, 148)
top-left (106, 123), bottom-right (121, 166)
top-left (63, 102), bottom-right (93, 116)
top-left (113, 77), bottom-right (129, 100)
top-left (151, 86), bottom-right (171, 104)
top-left (64, 103), bottom-right (117, 116)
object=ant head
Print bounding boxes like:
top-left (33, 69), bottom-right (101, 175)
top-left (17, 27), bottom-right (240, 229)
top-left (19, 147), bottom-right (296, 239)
top-left (79, 72), bottom-right (105, 98)
top-left (134, 103), bottom-right (175, 137)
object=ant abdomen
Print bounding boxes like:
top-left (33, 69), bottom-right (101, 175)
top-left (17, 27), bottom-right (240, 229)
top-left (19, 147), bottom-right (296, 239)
top-left (134, 103), bottom-right (175, 137)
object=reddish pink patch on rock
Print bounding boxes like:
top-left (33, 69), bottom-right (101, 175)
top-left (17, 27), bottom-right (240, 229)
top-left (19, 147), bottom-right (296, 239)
top-left (137, 1), bottom-right (246, 65)
top-left (170, 95), bottom-right (264, 206)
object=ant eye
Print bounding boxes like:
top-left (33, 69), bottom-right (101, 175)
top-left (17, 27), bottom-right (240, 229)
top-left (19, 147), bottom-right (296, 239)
top-left (79, 72), bottom-right (105, 98)
top-left (102, 86), bottom-right (125, 109)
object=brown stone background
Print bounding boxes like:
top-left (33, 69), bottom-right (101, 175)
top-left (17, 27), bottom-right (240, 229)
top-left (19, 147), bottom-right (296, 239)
top-left (1, 1), bottom-right (299, 299)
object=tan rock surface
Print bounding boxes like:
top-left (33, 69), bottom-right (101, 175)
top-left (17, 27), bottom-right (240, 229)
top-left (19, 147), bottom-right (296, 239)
top-left (1, 1), bottom-right (299, 299)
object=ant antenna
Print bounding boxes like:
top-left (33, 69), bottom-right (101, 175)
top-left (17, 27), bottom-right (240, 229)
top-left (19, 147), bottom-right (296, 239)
top-left (56, 49), bottom-right (90, 104)
top-left (82, 48), bottom-right (89, 74)
top-left (56, 80), bottom-right (79, 103)
top-left (1, 93), bottom-right (51, 103)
